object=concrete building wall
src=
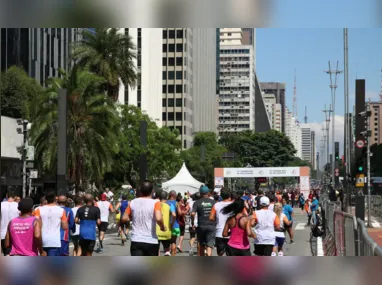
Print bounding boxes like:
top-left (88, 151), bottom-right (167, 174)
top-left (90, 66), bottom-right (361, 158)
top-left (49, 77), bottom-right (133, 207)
top-left (370, 102), bottom-right (382, 145)
top-left (1, 116), bottom-right (23, 159)
top-left (260, 82), bottom-right (286, 133)
top-left (300, 124), bottom-right (312, 163)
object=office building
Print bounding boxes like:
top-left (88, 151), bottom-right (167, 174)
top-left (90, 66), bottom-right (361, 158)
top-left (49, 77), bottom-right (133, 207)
top-left (260, 82), bottom-right (286, 133)
top-left (311, 131), bottom-right (316, 169)
top-left (1, 28), bottom-right (81, 86)
top-left (285, 107), bottom-right (302, 158)
top-left (300, 124), bottom-right (313, 163)
top-left (117, 28), bottom-right (163, 126)
top-left (369, 102), bottom-right (382, 145)
top-left (262, 92), bottom-right (282, 132)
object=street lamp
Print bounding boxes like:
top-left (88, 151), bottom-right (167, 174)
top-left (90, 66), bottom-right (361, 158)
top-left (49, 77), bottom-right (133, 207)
top-left (17, 119), bottom-right (29, 198)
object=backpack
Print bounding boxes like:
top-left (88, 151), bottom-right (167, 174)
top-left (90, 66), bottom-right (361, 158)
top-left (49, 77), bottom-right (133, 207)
top-left (311, 225), bottom-right (323, 237)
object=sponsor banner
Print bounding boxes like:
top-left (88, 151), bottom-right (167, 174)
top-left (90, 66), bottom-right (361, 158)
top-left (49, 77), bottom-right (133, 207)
top-left (223, 167), bottom-right (300, 178)
top-left (214, 177), bottom-right (224, 186)
top-left (300, 176), bottom-right (310, 192)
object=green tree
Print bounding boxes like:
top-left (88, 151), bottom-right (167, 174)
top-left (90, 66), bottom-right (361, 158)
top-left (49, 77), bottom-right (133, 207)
top-left (0, 66), bottom-right (42, 119)
top-left (29, 67), bottom-right (120, 190)
top-left (111, 105), bottom-right (182, 188)
top-left (182, 132), bottom-right (228, 188)
top-left (71, 28), bottom-right (137, 100)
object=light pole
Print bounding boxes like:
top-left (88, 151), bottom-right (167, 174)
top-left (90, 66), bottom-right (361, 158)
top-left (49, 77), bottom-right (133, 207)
top-left (326, 61), bottom-right (342, 189)
top-left (17, 119), bottom-right (29, 198)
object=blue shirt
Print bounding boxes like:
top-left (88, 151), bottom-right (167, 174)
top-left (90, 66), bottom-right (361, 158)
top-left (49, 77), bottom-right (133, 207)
top-left (76, 206), bottom-right (101, 241)
top-left (120, 200), bottom-right (128, 215)
top-left (166, 200), bottom-right (179, 229)
top-left (310, 199), bottom-right (319, 212)
top-left (60, 206), bottom-right (75, 242)
top-left (283, 204), bottom-right (294, 221)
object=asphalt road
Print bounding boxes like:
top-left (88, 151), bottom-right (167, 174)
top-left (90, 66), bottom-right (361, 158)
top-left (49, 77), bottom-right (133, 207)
top-left (73, 208), bottom-right (313, 256)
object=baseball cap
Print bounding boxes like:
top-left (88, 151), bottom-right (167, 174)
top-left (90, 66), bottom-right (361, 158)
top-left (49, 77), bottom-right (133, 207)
top-left (260, 196), bottom-right (270, 206)
top-left (101, 193), bottom-right (107, 201)
top-left (200, 185), bottom-right (210, 194)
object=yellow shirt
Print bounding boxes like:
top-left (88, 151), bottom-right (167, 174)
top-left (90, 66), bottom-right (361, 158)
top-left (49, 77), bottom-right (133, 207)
top-left (156, 202), bottom-right (172, 240)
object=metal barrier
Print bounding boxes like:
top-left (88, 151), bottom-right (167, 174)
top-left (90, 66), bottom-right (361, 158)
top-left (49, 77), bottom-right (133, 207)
top-left (333, 210), bottom-right (357, 256)
top-left (370, 195), bottom-right (382, 218)
top-left (356, 218), bottom-right (381, 256)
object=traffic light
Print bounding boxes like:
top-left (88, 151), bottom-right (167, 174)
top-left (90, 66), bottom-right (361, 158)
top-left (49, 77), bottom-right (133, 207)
top-left (335, 142), bottom-right (339, 161)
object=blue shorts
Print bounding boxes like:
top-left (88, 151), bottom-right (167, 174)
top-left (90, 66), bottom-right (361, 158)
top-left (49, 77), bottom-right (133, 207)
top-left (43, 247), bottom-right (60, 256)
top-left (275, 237), bottom-right (285, 248)
top-left (59, 241), bottom-right (70, 256)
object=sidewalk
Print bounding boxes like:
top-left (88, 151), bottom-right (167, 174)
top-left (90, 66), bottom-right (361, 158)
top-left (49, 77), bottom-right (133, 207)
top-left (367, 228), bottom-right (382, 246)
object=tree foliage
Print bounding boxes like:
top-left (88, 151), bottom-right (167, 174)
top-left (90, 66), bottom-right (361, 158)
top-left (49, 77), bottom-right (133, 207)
top-left (0, 66), bottom-right (42, 119)
top-left (71, 28), bottom-right (137, 100)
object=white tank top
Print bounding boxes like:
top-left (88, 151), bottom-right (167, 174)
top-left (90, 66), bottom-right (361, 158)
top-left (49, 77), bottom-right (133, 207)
top-left (253, 209), bottom-right (277, 245)
top-left (97, 201), bottom-right (111, 222)
top-left (0, 201), bottom-right (19, 239)
top-left (35, 205), bottom-right (66, 248)
top-left (274, 213), bottom-right (286, 238)
top-left (214, 201), bottom-right (232, 238)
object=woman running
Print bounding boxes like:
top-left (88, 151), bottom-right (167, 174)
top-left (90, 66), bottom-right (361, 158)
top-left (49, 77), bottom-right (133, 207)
top-left (222, 198), bottom-right (251, 256)
top-left (272, 203), bottom-right (291, 256)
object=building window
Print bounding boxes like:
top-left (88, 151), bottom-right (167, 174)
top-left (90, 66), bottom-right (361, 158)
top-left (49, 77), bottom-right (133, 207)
top-left (176, 57), bottom-right (183, 66)
top-left (184, 140), bottom-right (187, 149)
top-left (169, 58), bottom-right (175, 66)
top-left (176, 71), bottom-right (182, 80)
top-left (184, 126), bottom-right (187, 135)
top-left (176, 126), bottom-right (182, 135)
top-left (162, 112), bottom-right (167, 121)
top-left (162, 58), bottom-right (167, 66)
top-left (176, 85), bottom-right (182, 93)
top-left (176, 43), bottom-right (183, 52)
top-left (168, 71), bottom-right (175, 80)
top-left (168, 98), bottom-right (174, 107)
top-left (162, 30), bottom-right (167, 38)
top-left (162, 98), bottom-right (166, 107)
top-left (184, 70), bottom-right (187, 79)
top-left (162, 85), bottom-right (167, 93)
top-left (176, 98), bottom-right (182, 107)
top-left (169, 44), bottom-right (175, 52)
top-left (168, 85), bottom-right (175, 93)
top-left (168, 112), bottom-right (174, 121)
top-left (176, 30), bottom-right (183, 38)
top-left (169, 30), bottom-right (175, 38)
top-left (162, 44), bottom-right (167, 53)
top-left (162, 71), bottom-right (167, 80)
top-left (176, 112), bottom-right (182, 121)
top-left (184, 84), bottom-right (187, 93)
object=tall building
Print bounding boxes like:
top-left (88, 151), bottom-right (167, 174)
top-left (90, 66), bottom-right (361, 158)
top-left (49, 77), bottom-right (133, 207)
top-left (300, 124), bottom-right (313, 163)
top-left (369, 102), bottom-right (382, 145)
top-left (262, 92), bottom-right (282, 132)
top-left (311, 131), bottom-right (316, 169)
top-left (1, 28), bottom-right (81, 85)
top-left (117, 28), bottom-right (163, 126)
top-left (242, 28), bottom-right (256, 68)
top-left (260, 82), bottom-right (286, 133)
top-left (285, 107), bottom-right (302, 158)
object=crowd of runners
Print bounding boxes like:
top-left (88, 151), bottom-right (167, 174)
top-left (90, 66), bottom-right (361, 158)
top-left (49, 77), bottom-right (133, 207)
top-left (0, 182), bottom-right (322, 256)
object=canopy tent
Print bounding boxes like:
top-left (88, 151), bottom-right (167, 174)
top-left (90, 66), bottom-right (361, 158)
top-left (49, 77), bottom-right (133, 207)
top-left (162, 163), bottom-right (203, 194)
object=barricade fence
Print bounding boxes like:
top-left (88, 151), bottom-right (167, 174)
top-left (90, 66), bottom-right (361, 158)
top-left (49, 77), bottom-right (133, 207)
top-left (370, 195), bottom-right (382, 219)
top-left (319, 195), bottom-right (382, 256)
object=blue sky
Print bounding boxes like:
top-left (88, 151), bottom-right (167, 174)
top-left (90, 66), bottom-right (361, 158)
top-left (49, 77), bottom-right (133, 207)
top-left (256, 28), bottom-right (382, 123)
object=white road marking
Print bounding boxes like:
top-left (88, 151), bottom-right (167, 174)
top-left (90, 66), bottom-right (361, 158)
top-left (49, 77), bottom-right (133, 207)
top-left (294, 223), bottom-right (306, 230)
top-left (317, 236), bottom-right (324, 256)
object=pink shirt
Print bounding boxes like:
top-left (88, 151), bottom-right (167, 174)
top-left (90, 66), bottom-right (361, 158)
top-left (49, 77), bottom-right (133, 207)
top-left (228, 216), bottom-right (250, 250)
top-left (9, 216), bottom-right (38, 256)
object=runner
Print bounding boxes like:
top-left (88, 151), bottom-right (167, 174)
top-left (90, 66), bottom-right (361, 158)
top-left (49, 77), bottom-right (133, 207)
top-left (121, 181), bottom-right (166, 256)
top-left (191, 186), bottom-right (217, 257)
top-left (188, 193), bottom-right (200, 256)
top-left (57, 195), bottom-right (76, 256)
top-left (115, 194), bottom-right (130, 245)
top-left (282, 197), bottom-right (295, 244)
top-left (310, 195), bottom-right (319, 226)
top-left (33, 190), bottom-right (68, 256)
top-left (166, 190), bottom-right (180, 256)
top-left (176, 196), bottom-right (188, 253)
top-left (75, 194), bottom-right (101, 256)
top-left (247, 196), bottom-right (280, 256)
top-left (222, 198), bottom-right (251, 256)
top-left (272, 203), bottom-right (291, 256)
top-left (255, 191), bottom-right (264, 210)
top-left (1, 188), bottom-right (19, 256)
top-left (157, 191), bottom-right (176, 256)
top-left (70, 196), bottom-right (83, 256)
top-left (94, 193), bottom-right (115, 253)
top-left (209, 188), bottom-right (232, 256)
top-left (268, 193), bottom-right (276, 212)
top-left (5, 198), bottom-right (46, 256)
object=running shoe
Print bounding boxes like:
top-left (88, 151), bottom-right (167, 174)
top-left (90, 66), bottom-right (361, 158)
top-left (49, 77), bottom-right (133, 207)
top-left (189, 248), bottom-right (194, 256)
top-left (271, 252), bottom-right (277, 256)
top-left (164, 252), bottom-right (171, 256)
top-left (278, 252), bottom-right (284, 256)
top-left (290, 240), bottom-right (295, 244)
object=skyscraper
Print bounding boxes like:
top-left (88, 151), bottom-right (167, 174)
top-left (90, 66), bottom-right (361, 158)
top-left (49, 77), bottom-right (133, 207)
top-left (260, 82), bottom-right (286, 133)
top-left (300, 124), bottom-right (313, 164)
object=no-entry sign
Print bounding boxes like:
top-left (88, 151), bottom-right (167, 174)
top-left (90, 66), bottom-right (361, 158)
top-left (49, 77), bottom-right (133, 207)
top-left (355, 140), bottom-right (365, 149)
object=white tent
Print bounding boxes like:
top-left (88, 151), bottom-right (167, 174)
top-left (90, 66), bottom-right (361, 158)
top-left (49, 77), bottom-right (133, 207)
top-left (162, 163), bottom-right (203, 194)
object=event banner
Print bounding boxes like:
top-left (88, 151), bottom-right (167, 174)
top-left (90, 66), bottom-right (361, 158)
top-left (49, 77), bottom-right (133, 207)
top-left (223, 167), bottom-right (300, 178)
top-left (214, 177), bottom-right (224, 186)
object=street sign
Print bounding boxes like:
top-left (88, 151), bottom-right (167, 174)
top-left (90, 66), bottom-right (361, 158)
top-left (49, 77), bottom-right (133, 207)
top-left (355, 140), bottom-right (365, 149)
top-left (356, 174), bottom-right (365, 187)
top-left (29, 170), bottom-right (38, 179)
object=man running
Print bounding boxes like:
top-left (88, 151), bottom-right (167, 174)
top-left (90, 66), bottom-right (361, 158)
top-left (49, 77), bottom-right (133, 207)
top-left (121, 181), bottom-right (166, 256)
top-left (75, 194), bottom-right (101, 256)
top-left (57, 195), bottom-right (76, 256)
top-left (1, 188), bottom-right (19, 256)
top-left (95, 193), bottom-right (115, 252)
top-left (33, 190), bottom-right (68, 256)
top-left (157, 191), bottom-right (176, 256)
top-left (247, 196), bottom-right (280, 256)
top-left (191, 186), bottom-right (217, 256)
top-left (209, 188), bottom-right (232, 256)
top-left (188, 193), bottom-right (200, 256)
top-left (71, 196), bottom-right (83, 256)
top-left (115, 194), bottom-right (130, 245)
top-left (282, 197), bottom-right (295, 244)
top-left (5, 198), bottom-right (46, 256)
top-left (166, 190), bottom-right (180, 256)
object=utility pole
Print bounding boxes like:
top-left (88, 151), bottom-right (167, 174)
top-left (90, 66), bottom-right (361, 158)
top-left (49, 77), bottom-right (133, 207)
top-left (326, 61), bottom-right (343, 189)
top-left (17, 119), bottom-right (29, 198)
top-left (322, 104), bottom-right (332, 187)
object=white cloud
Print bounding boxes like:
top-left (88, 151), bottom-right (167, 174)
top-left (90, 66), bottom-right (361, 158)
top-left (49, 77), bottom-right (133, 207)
top-left (304, 115), bottom-right (345, 169)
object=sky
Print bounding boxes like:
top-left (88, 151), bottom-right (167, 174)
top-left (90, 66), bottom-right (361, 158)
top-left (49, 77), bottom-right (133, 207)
top-left (256, 28), bottom-right (382, 163)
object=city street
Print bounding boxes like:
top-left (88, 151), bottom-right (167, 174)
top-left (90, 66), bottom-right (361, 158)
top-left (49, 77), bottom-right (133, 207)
top-left (78, 209), bottom-right (313, 256)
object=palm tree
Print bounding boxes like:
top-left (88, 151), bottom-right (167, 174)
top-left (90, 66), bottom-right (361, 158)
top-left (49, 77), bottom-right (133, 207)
top-left (71, 28), bottom-right (137, 100)
top-left (29, 67), bottom-right (120, 191)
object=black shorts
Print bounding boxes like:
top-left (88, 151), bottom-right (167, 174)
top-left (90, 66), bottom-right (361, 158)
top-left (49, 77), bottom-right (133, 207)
top-left (79, 239), bottom-right (96, 253)
top-left (119, 221), bottom-right (130, 229)
top-left (179, 226), bottom-right (185, 236)
top-left (215, 237), bottom-right (229, 255)
top-left (189, 227), bottom-right (197, 239)
top-left (254, 244), bottom-right (274, 256)
top-left (284, 221), bottom-right (293, 229)
top-left (197, 226), bottom-right (216, 248)
top-left (226, 245), bottom-right (251, 256)
top-left (1, 239), bottom-right (11, 256)
top-left (159, 240), bottom-right (171, 250)
top-left (130, 241), bottom-right (159, 256)
top-left (98, 222), bottom-right (109, 232)
top-left (72, 235), bottom-right (80, 249)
